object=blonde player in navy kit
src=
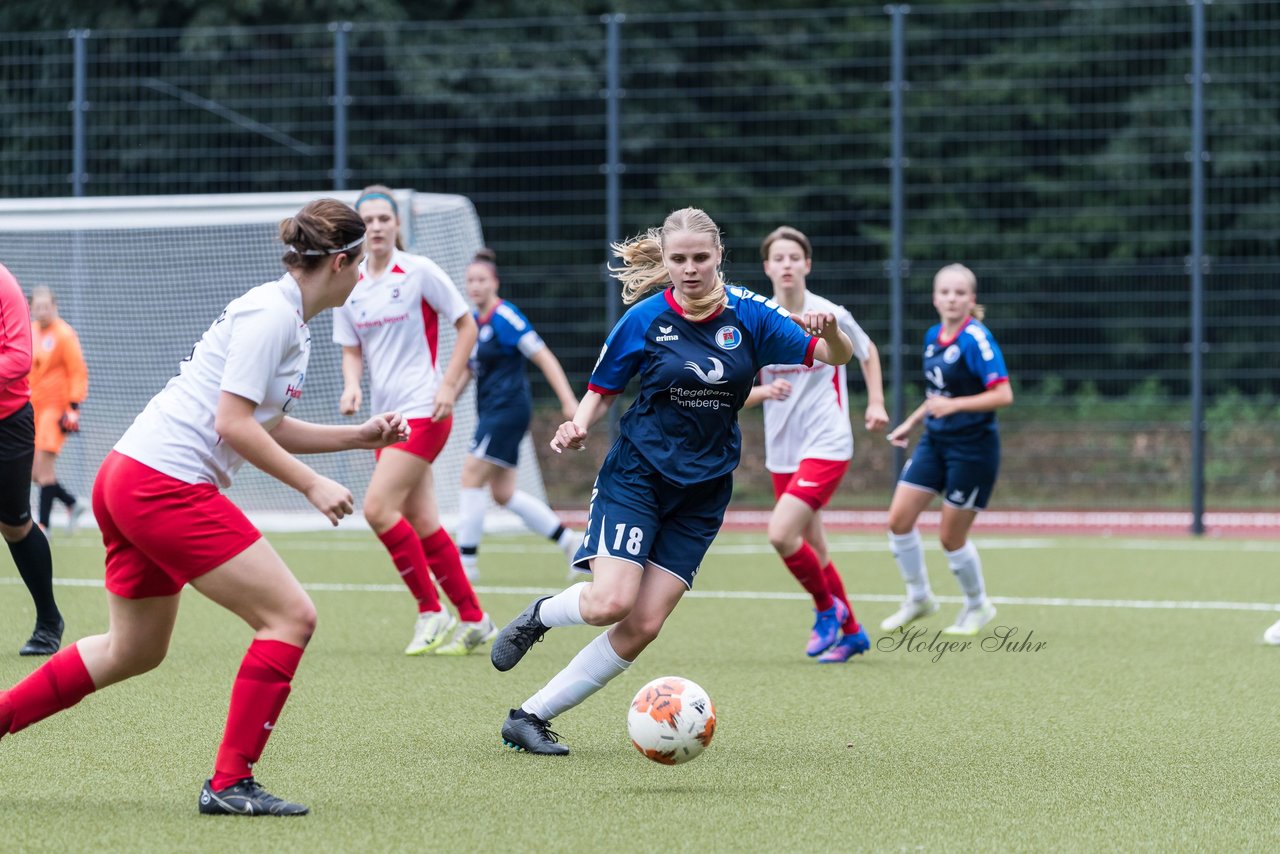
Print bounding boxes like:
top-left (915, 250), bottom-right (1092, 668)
top-left (336, 186), bottom-right (490, 656)
top-left (454, 248), bottom-right (580, 581)
top-left (882, 264), bottom-right (1012, 637)
top-left (486, 208), bottom-right (855, 755)
top-left (0, 199), bottom-right (409, 816)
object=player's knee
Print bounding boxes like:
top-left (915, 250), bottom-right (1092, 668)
top-left (887, 509), bottom-right (916, 536)
top-left (939, 533), bottom-right (968, 553)
top-left (582, 590), bottom-right (632, 625)
top-left (767, 524), bottom-right (802, 556)
top-left (114, 638), bottom-right (169, 677)
top-left (491, 484), bottom-right (515, 506)
top-left (287, 598), bottom-right (319, 645)
top-left (361, 495), bottom-right (394, 531)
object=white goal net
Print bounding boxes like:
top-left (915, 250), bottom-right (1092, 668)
top-left (0, 190), bottom-right (548, 530)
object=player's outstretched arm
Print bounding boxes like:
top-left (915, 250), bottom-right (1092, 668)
top-left (858, 340), bottom-right (889, 432)
top-left (271, 411), bottom-right (410, 454)
top-left (743, 379), bottom-right (792, 409)
top-left (550, 390), bottom-right (615, 454)
top-left (432, 312), bottom-right (479, 422)
top-left (529, 346), bottom-right (579, 421)
top-left (924, 381), bottom-right (1013, 419)
top-left (887, 400), bottom-right (930, 448)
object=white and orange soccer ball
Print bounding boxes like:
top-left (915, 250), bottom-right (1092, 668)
top-left (627, 676), bottom-right (716, 765)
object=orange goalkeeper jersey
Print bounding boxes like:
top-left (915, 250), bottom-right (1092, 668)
top-left (29, 318), bottom-right (87, 411)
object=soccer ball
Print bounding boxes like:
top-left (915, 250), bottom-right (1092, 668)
top-left (627, 676), bottom-right (716, 765)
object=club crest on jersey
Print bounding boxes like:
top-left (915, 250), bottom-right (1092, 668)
top-left (390, 287), bottom-right (402, 301)
top-left (715, 326), bottom-right (741, 350)
top-left (944, 345), bottom-right (961, 364)
top-left (684, 357), bottom-right (727, 385)
top-left (655, 324), bottom-right (679, 343)
top-left (478, 325), bottom-right (495, 342)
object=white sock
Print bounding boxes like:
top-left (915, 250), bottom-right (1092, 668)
top-left (523, 632), bottom-right (631, 721)
top-left (503, 490), bottom-right (562, 539)
top-left (457, 487), bottom-right (487, 577)
top-left (946, 541), bottom-right (986, 607)
top-left (538, 582), bottom-right (589, 628)
top-left (889, 529), bottom-right (932, 601)
top-left (557, 526), bottom-right (581, 551)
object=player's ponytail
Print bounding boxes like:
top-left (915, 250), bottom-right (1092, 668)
top-left (280, 198), bottom-right (366, 271)
top-left (610, 207), bottom-right (728, 322)
top-left (472, 246), bottom-right (499, 275)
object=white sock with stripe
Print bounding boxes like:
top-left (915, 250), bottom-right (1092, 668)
top-left (502, 490), bottom-right (562, 539)
top-left (946, 541), bottom-right (987, 607)
top-left (889, 529), bottom-right (932, 601)
top-left (522, 632), bottom-right (631, 721)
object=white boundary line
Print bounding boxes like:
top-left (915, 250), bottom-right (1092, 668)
top-left (4, 577), bottom-right (1276, 614)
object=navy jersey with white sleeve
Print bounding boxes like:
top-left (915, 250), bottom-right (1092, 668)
top-left (472, 299), bottom-right (544, 415)
top-left (588, 286), bottom-right (816, 486)
top-left (922, 317), bottom-right (1009, 437)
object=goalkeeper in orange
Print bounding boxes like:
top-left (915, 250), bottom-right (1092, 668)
top-left (28, 287), bottom-right (88, 534)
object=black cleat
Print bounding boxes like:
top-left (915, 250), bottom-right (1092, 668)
top-left (199, 778), bottom-right (309, 816)
top-left (501, 708), bottom-right (569, 756)
top-left (19, 619), bottom-right (63, 656)
top-left (490, 596), bottom-right (551, 672)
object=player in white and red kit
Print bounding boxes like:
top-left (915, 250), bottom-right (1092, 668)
top-left (746, 227), bottom-right (889, 663)
top-left (335, 186), bottom-right (489, 656)
top-left (0, 200), bottom-right (409, 816)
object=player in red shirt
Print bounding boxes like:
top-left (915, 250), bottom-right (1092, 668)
top-left (0, 263), bottom-right (63, 655)
top-left (0, 200), bottom-right (408, 816)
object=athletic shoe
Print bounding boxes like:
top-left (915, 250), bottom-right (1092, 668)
top-left (941, 599), bottom-right (998, 637)
top-left (490, 596), bottom-right (551, 672)
top-left (879, 596), bottom-right (939, 632)
top-left (558, 527), bottom-right (582, 563)
top-left (806, 599), bottom-right (848, 657)
top-left (817, 628), bottom-right (871, 663)
top-left (19, 619), bottom-right (63, 656)
top-left (65, 503), bottom-right (86, 535)
top-left (198, 778), bottom-right (309, 816)
top-left (1263, 619), bottom-right (1280, 646)
top-left (404, 609), bottom-right (456, 656)
top-left (435, 614), bottom-right (499, 656)
top-left (500, 708), bottom-right (569, 755)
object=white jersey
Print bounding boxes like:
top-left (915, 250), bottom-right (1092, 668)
top-left (332, 249), bottom-right (469, 419)
top-left (115, 274), bottom-right (312, 488)
top-left (758, 291), bottom-right (872, 473)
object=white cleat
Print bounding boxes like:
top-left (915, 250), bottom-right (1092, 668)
top-left (879, 596), bottom-right (940, 632)
top-left (1263, 619), bottom-right (1280, 646)
top-left (65, 503), bottom-right (86, 536)
top-left (404, 609), bottom-right (457, 656)
top-left (942, 599), bottom-right (998, 637)
top-left (435, 614), bottom-right (499, 656)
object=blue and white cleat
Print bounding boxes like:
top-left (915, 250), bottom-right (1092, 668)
top-left (806, 599), bottom-right (848, 657)
top-left (817, 628), bottom-right (871, 663)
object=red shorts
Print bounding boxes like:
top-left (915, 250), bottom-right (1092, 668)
top-left (770, 458), bottom-right (850, 511)
top-left (376, 415), bottom-right (451, 464)
top-left (93, 451), bottom-right (262, 599)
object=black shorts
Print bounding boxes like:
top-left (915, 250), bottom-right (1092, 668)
top-left (0, 402), bottom-right (35, 526)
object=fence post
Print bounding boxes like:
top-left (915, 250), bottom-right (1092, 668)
top-left (332, 22), bottom-right (352, 191)
top-left (602, 13), bottom-right (626, 438)
top-left (69, 29), bottom-right (90, 197)
top-left (886, 5), bottom-right (909, 485)
top-left (1188, 0), bottom-right (1207, 535)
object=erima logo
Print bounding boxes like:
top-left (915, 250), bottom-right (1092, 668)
top-left (656, 324), bottom-right (679, 343)
top-left (684, 357), bottom-right (727, 385)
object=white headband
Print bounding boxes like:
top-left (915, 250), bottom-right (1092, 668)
top-left (290, 234), bottom-right (366, 256)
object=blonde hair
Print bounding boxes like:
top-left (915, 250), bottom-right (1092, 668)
top-left (610, 207), bottom-right (727, 322)
top-left (760, 225), bottom-right (812, 260)
top-left (935, 263), bottom-right (985, 322)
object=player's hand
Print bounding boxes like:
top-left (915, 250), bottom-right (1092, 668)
top-left (887, 424), bottom-right (912, 448)
top-left (764, 379), bottom-right (792, 401)
top-left (431, 385), bottom-right (457, 422)
top-left (59, 408), bottom-right (80, 433)
top-left (925, 396), bottom-right (958, 418)
top-left (864, 403), bottom-right (889, 432)
top-left (794, 310), bottom-right (839, 339)
top-left (550, 420), bottom-right (588, 454)
top-left (339, 386), bottom-right (362, 416)
top-left (358, 411), bottom-right (410, 448)
top-left (304, 476), bottom-right (355, 527)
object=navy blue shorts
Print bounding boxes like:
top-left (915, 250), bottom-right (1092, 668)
top-left (469, 407), bottom-right (530, 469)
top-left (899, 429), bottom-right (1000, 511)
top-left (573, 438), bottom-right (732, 589)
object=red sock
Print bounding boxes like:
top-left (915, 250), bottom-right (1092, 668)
top-left (824, 561), bottom-right (861, 633)
top-left (377, 518), bottom-right (442, 614)
top-left (211, 639), bottom-right (304, 791)
top-left (420, 528), bottom-right (484, 623)
top-left (782, 542), bottom-right (833, 611)
top-left (1, 643), bottom-right (95, 735)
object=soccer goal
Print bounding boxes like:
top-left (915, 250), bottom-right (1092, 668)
top-left (0, 190), bottom-right (549, 530)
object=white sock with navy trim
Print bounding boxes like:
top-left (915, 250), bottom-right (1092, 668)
top-left (946, 541), bottom-right (987, 607)
top-left (889, 529), bottom-right (931, 601)
top-left (503, 490), bottom-right (562, 539)
top-left (457, 487), bottom-right (487, 575)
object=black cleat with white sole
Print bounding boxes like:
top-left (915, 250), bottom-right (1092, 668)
top-left (199, 778), bottom-right (309, 816)
top-left (490, 596), bottom-right (551, 672)
top-left (501, 708), bottom-right (569, 756)
top-left (19, 619), bottom-right (64, 656)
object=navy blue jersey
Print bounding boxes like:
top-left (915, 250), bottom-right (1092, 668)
top-left (471, 299), bottom-right (544, 415)
top-left (922, 317), bottom-right (1009, 437)
top-left (588, 286), bottom-right (816, 486)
